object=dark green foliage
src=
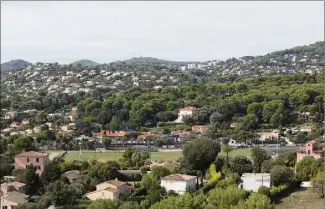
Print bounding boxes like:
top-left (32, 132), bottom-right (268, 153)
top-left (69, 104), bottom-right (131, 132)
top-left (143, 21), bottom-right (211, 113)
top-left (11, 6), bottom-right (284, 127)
top-left (41, 159), bottom-right (63, 184)
top-left (25, 165), bottom-right (42, 196)
top-left (296, 157), bottom-right (324, 181)
top-left (182, 138), bottom-right (221, 184)
top-left (230, 155), bottom-right (253, 175)
top-left (261, 160), bottom-right (275, 173)
top-left (251, 146), bottom-right (269, 173)
top-left (270, 165), bottom-right (295, 186)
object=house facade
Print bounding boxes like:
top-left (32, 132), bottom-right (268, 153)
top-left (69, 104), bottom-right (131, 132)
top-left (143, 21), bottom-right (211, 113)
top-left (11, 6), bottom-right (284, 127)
top-left (192, 125), bottom-right (210, 134)
top-left (15, 151), bottom-right (50, 175)
top-left (260, 131), bottom-right (280, 141)
top-left (299, 125), bottom-right (313, 133)
top-left (296, 140), bottom-right (324, 162)
top-left (160, 174), bottom-right (197, 195)
top-left (175, 106), bottom-right (199, 123)
top-left (85, 179), bottom-right (133, 201)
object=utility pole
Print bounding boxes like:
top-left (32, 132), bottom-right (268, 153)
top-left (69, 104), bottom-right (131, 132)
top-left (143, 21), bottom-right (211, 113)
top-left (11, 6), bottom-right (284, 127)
top-left (277, 135), bottom-right (279, 156)
top-left (261, 126), bottom-right (264, 147)
top-left (79, 142), bottom-right (82, 160)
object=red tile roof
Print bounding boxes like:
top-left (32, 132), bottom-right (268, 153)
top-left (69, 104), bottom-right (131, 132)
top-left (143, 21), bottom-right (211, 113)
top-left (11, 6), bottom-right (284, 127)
top-left (97, 179), bottom-right (130, 188)
top-left (16, 151), bottom-right (49, 157)
top-left (171, 130), bottom-right (193, 137)
top-left (96, 130), bottom-right (126, 137)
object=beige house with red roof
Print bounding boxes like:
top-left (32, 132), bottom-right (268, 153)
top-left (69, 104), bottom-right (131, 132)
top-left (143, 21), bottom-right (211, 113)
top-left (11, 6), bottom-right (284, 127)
top-left (175, 106), bottom-right (199, 123)
top-left (260, 130), bottom-right (280, 141)
top-left (296, 140), bottom-right (324, 162)
top-left (96, 130), bottom-right (126, 138)
top-left (161, 174), bottom-right (197, 195)
top-left (15, 151), bottom-right (50, 175)
top-left (192, 125), bottom-right (210, 134)
top-left (85, 179), bottom-right (133, 201)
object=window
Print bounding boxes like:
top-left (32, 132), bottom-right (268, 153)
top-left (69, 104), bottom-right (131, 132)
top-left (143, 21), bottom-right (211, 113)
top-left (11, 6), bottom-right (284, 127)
top-left (3, 206), bottom-right (8, 209)
top-left (308, 150), bottom-right (311, 155)
top-left (27, 158), bottom-right (29, 162)
top-left (36, 158), bottom-right (39, 162)
top-left (26, 165), bottom-right (29, 169)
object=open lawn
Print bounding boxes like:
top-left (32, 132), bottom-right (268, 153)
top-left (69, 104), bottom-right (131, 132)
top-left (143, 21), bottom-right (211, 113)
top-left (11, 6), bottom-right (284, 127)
top-left (63, 147), bottom-right (297, 162)
top-left (64, 151), bottom-right (183, 162)
top-left (275, 188), bottom-right (324, 209)
top-left (219, 148), bottom-right (251, 157)
top-left (219, 147), bottom-right (297, 158)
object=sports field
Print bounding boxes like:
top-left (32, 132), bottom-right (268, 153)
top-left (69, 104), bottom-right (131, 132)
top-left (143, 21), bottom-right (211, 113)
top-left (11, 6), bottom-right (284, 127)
top-left (63, 147), bottom-right (297, 162)
top-left (64, 150), bottom-right (183, 162)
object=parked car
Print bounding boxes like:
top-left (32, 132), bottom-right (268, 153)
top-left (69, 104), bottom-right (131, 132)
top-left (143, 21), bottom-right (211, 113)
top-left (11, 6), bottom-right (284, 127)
top-left (300, 181), bottom-right (312, 188)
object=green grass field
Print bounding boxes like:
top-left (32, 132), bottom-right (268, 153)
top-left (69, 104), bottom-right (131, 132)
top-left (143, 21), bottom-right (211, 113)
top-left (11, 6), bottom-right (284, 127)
top-left (219, 147), bottom-right (297, 158)
top-left (219, 148), bottom-right (251, 157)
top-left (63, 147), bottom-right (297, 162)
top-left (64, 151), bottom-right (183, 162)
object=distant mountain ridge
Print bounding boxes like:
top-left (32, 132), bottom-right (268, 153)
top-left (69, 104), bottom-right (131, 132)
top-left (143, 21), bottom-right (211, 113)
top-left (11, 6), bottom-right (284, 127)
top-left (70, 59), bottom-right (100, 67)
top-left (1, 59), bottom-right (32, 71)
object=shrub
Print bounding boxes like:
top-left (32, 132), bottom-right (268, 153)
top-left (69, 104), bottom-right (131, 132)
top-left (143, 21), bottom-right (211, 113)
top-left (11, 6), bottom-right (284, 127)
top-left (257, 186), bottom-right (271, 198)
top-left (270, 165), bottom-right (295, 186)
top-left (194, 181), bottom-right (217, 195)
top-left (206, 163), bottom-right (222, 185)
top-left (270, 184), bottom-right (291, 201)
top-left (140, 166), bottom-right (148, 175)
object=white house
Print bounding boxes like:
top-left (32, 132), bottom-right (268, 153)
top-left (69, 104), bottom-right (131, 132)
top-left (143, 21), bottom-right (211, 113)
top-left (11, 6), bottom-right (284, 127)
top-left (299, 125), bottom-right (313, 133)
top-left (174, 106), bottom-right (199, 123)
top-left (160, 174), bottom-right (197, 195)
top-left (240, 173), bottom-right (271, 192)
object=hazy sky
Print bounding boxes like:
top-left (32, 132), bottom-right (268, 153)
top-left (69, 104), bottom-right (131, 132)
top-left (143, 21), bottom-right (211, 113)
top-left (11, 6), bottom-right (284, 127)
top-left (1, 1), bottom-right (324, 64)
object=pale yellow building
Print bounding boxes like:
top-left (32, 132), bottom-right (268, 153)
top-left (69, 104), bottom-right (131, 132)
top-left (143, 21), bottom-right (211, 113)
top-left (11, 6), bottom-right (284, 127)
top-left (85, 179), bottom-right (133, 201)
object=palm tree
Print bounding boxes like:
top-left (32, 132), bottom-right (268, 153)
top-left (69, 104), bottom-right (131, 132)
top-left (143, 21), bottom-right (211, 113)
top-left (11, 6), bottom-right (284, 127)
top-left (222, 144), bottom-right (233, 168)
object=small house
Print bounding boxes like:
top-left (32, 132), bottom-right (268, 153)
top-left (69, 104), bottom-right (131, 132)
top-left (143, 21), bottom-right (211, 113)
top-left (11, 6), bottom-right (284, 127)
top-left (85, 179), bottom-right (133, 201)
top-left (160, 174), bottom-right (197, 195)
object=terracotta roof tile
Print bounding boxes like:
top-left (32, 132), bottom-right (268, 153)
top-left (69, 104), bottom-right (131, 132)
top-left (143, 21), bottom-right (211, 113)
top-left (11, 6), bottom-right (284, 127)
top-left (16, 151), bottom-right (49, 157)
